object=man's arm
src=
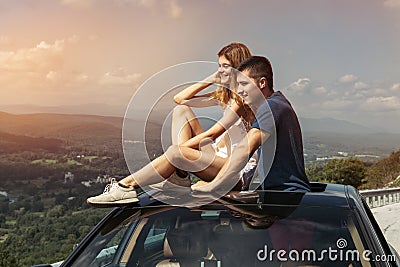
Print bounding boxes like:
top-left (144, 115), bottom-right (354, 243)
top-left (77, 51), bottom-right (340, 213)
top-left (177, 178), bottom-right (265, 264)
top-left (192, 128), bottom-right (270, 192)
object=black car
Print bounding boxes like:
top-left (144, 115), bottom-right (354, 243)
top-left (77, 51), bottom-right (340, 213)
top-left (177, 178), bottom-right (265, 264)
top-left (58, 183), bottom-right (400, 267)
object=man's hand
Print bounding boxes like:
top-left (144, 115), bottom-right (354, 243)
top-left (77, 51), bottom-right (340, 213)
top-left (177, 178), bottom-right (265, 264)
top-left (192, 180), bottom-right (209, 188)
top-left (191, 180), bottom-right (214, 193)
top-left (192, 128), bottom-right (268, 193)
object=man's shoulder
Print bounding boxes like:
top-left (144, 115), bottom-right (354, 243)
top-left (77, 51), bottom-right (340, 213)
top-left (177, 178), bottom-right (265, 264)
top-left (266, 91), bottom-right (292, 113)
top-left (268, 91), bottom-right (289, 104)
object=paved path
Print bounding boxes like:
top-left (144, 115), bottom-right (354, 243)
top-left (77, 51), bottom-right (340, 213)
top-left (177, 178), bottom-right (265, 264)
top-left (372, 203), bottom-right (400, 253)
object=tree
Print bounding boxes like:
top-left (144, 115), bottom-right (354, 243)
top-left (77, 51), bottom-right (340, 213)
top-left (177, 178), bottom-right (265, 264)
top-left (305, 163), bottom-right (323, 182)
top-left (318, 158), bottom-right (366, 188)
top-left (0, 244), bottom-right (19, 267)
top-left (362, 150), bottom-right (400, 189)
top-left (0, 198), bottom-right (9, 214)
top-left (0, 214), bottom-right (6, 227)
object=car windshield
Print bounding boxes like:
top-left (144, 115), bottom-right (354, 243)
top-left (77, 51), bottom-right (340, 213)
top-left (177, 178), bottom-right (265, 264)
top-left (66, 202), bottom-right (376, 267)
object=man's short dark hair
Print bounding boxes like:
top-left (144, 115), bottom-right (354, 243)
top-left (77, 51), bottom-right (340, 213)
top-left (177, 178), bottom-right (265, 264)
top-left (238, 56), bottom-right (273, 91)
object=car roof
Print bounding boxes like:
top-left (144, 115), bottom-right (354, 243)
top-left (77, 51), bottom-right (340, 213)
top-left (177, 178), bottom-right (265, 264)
top-left (130, 182), bottom-right (354, 210)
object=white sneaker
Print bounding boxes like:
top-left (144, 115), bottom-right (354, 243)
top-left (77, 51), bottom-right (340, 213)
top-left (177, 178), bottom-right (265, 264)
top-left (87, 178), bottom-right (139, 208)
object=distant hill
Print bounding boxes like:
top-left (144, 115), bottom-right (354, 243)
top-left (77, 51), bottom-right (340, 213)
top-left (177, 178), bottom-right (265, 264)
top-left (1, 111), bottom-right (399, 156)
top-left (0, 131), bottom-right (64, 153)
top-left (0, 107), bottom-right (383, 134)
top-left (0, 112), bottom-right (122, 138)
top-left (0, 104), bottom-right (126, 117)
top-left (299, 117), bottom-right (400, 156)
top-left (303, 131), bottom-right (400, 156)
top-left (299, 117), bottom-right (377, 134)
top-left (0, 112), bottom-right (161, 151)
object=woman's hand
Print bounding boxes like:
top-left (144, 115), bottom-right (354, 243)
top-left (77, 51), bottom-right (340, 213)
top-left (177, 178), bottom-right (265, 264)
top-left (205, 71), bottom-right (220, 84)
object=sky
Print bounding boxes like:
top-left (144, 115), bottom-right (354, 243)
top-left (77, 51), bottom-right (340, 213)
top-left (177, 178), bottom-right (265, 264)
top-left (0, 0), bottom-right (400, 132)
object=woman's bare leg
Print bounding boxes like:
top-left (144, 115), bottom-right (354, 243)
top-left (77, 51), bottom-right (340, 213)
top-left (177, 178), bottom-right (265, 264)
top-left (171, 105), bottom-right (204, 145)
top-left (171, 105), bottom-right (205, 177)
top-left (120, 154), bottom-right (177, 188)
top-left (118, 105), bottom-right (219, 188)
top-left (119, 145), bottom-right (226, 188)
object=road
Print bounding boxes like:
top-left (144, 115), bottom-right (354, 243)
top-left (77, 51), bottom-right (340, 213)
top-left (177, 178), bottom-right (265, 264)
top-left (372, 203), bottom-right (400, 253)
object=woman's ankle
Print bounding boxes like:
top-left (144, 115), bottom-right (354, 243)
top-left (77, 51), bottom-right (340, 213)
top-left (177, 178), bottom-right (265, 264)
top-left (119, 175), bottom-right (137, 188)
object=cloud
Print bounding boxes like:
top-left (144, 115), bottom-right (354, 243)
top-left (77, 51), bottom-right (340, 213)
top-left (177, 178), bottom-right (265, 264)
top-left (0, 40), bottom-right (65, 73)
top-left (133, 0), bottom-right (183, 18)
top-left (67, 35), bottom-right (80, 44)
top-left (46, 71), bottom-right (60, 82)
top-left (88, 34), bottom-right (100, 41)
top-left (0, 36), bottom-right (13, 46)
top-left (136, 0), bottom-right (156, 7)
top-left (321, 99), bottom-right (354, 110)
top-left (354, 81), bottom-right (367, 89)
top-left (167, 0), bottom-right (183, 18)
top-left (59, 0), bottom-right (183, 18)
top-left (391, 83), bottom-right (400, 91)
top-left (365, 96), bottom-right (400, 111)
top-left (384, 0), bottom-right (400, 7)
top-left (75, 73), bottom-right (89, 82)
top-left (99, 67), bottom-right (142, 86)
top-left (338, 74), bottom-right (358, 83)
top-left (313, 86), bottom-right (328, 94)
top-left (60, 0), bottom-right (94, 8)
top-left (285, 78), bottom-right (311, 94)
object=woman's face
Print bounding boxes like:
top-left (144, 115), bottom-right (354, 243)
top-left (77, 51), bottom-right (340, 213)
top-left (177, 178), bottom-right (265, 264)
top-left (218, 55), bottom-right (232, 85)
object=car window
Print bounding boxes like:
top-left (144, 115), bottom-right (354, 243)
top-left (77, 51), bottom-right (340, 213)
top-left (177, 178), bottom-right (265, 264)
top-left (67, 219), bottom-right (138, 267)
top-left (90, 225), bottom-right (130, 267)
top-left (143, 217), bottom-right (170, 255)
top-left (66, 206), bottom-right (386, 267)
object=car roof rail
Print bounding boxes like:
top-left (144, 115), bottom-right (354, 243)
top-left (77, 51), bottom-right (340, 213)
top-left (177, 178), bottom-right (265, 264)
top-left (309, 182), bottom-right (327, 192)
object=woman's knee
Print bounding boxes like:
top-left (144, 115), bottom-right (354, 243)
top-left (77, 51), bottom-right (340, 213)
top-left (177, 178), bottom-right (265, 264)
top-left (173, 105), bottom-right (192, 117)
top-left (165, 145), bottom-right (196, 164)
top-left (165, 145), bottom-right (180, 161)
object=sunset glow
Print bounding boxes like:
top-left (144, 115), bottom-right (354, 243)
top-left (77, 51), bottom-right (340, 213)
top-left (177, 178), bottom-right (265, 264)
top-left (1, 0), bottom-right (400, 131)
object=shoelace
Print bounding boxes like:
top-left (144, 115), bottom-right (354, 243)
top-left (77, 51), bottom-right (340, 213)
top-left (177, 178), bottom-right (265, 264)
top-left (102, 178), bottom-right (118, 194)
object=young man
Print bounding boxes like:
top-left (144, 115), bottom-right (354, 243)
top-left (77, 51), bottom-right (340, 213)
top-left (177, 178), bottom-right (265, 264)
top-left (192, 56), bottom-right (310, 192)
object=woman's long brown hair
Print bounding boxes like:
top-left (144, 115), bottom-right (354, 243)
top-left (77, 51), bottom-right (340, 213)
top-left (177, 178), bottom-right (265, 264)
top-left (210, 42), bottom-right (254, 125)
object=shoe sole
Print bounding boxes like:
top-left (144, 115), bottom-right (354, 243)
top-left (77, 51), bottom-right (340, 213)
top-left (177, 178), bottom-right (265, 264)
top-left (87, 198), bottom-right (139, 208)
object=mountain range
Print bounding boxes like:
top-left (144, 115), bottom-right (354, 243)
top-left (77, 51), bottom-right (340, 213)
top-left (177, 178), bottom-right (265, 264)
top-left (0, 104), bottom-right (126, 117)
top-left (0, 110), bottom-right (399, 156)
top-left (0, 104), bottom-right (389, 134)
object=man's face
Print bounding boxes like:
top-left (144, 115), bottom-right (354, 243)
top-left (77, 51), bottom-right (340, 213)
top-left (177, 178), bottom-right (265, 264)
top-left (237, 70), bottom-right (261, 107)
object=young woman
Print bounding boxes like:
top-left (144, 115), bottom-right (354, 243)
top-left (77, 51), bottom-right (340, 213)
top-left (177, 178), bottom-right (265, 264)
top-left (87, 43), bottom-right (257, 207)
top-left (169, 43), bottom-right (254, 179)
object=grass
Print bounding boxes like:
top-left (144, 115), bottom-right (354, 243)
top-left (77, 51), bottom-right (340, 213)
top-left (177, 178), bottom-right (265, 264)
top-left (31, 158), bottom-right (84, 166)
top-left (5, 220), bottom-right (16, 226)
top-left (32, 159), bottom-right (58, 164)
top-left (67, 159), bottom-right (83, 165)
top-left (0, 233), bottom-right (8, 243)
top-left (84, 156), bottom-right (98, 161)
top-left (84, 156), bottom-right (111, 162)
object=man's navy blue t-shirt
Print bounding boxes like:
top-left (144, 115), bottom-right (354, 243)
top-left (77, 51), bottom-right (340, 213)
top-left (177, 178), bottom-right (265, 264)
top-left (252, 91), bottom-right (310, 191)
